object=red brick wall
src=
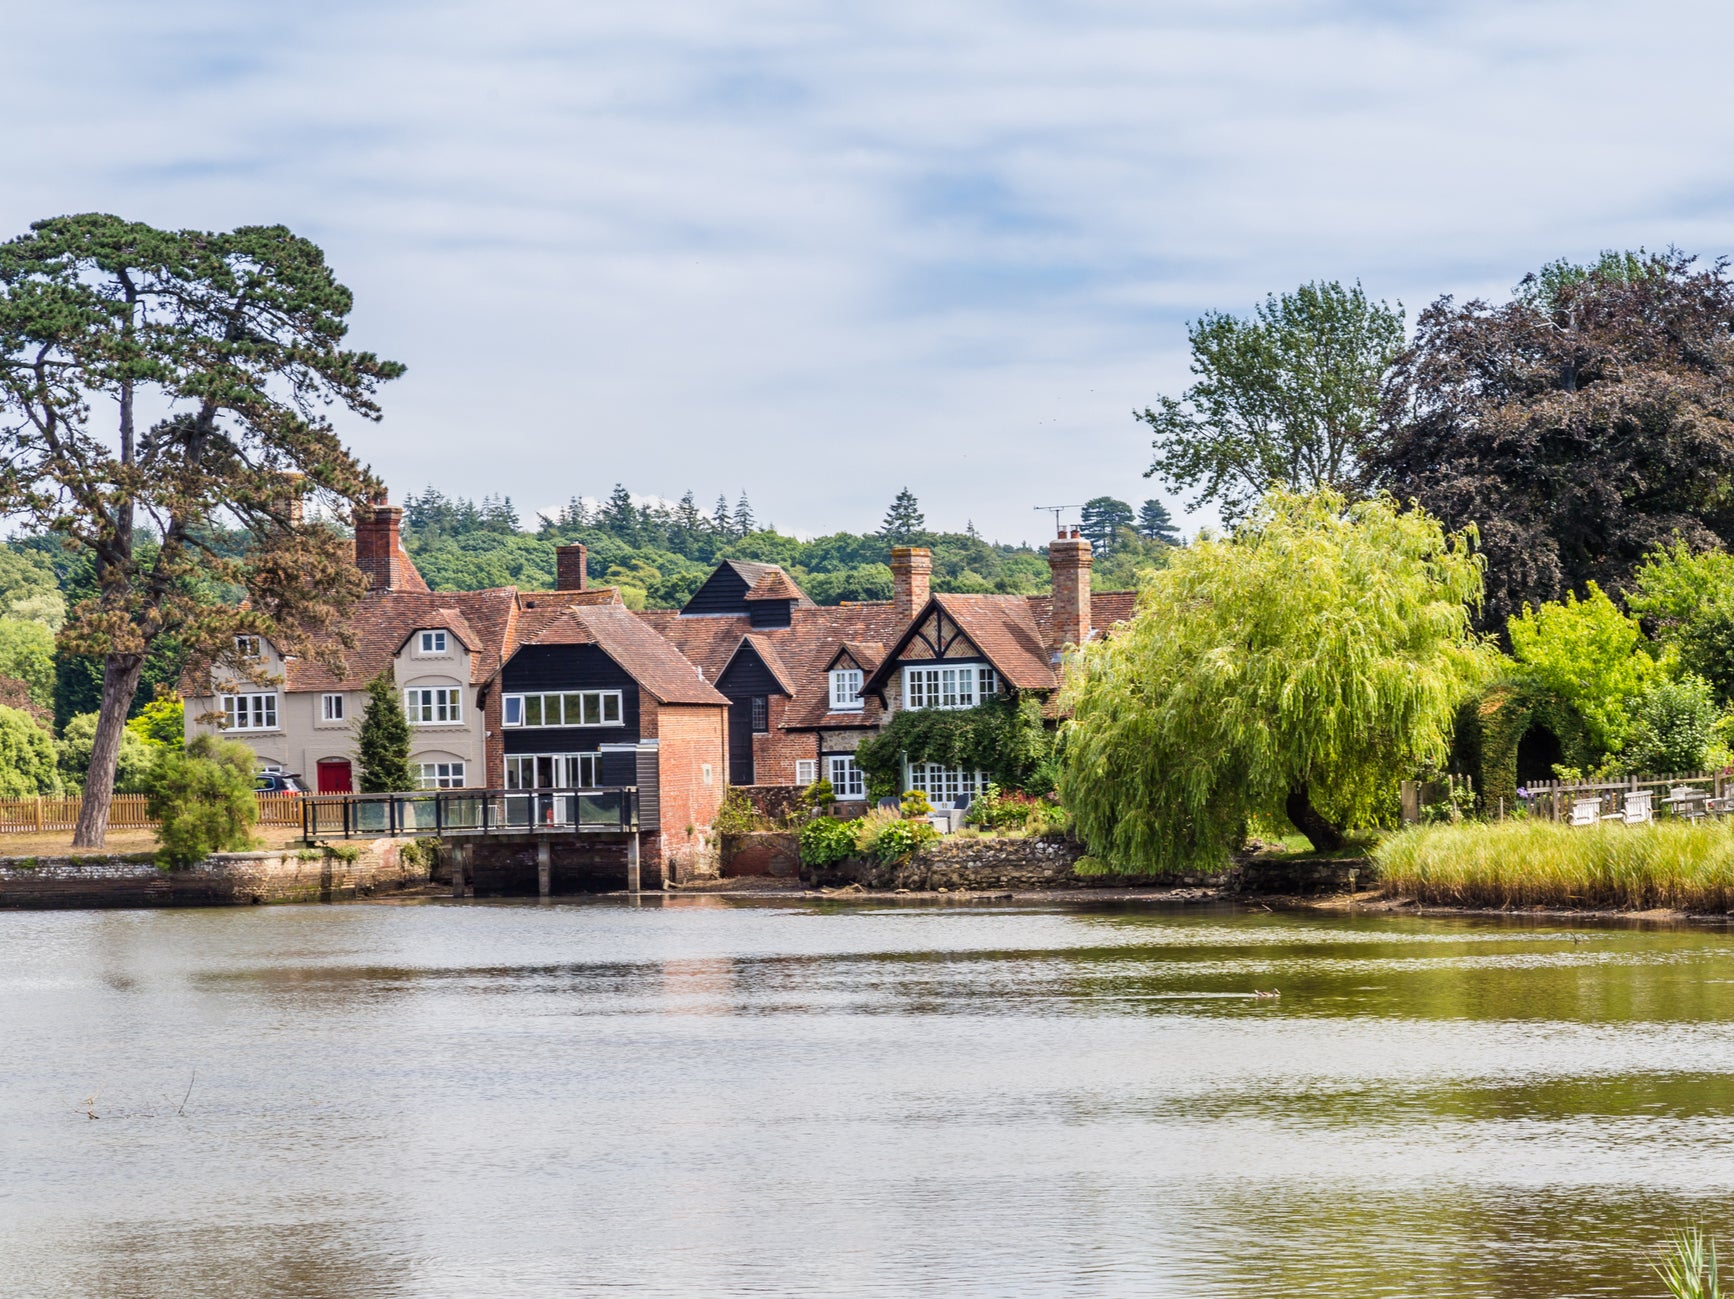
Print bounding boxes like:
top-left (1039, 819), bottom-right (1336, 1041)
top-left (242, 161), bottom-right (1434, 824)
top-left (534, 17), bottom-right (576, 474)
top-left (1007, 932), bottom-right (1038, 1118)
top-left (481, 684), bottom-right (504, 786)
top-left (653, 703), bottom-right (728, 873)
top-left (751, 695), bottom-right (818, 786)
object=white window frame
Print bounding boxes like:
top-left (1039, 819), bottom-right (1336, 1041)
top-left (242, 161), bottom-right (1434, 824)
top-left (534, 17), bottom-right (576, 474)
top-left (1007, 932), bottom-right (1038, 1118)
top-left (795, 758), bottom-right (818, 786)
top-left (403, 687), bottom-right (463, 725)
top-left (501, 691), bottom-right (623, 728)
top-left (903, 664), bottom-right (999, 711)
top-left (828, 668), bottom-right (863, 712)
top-left (827, 755), bottom-right (865, 800)
top-left (221, 692), bottom-right (279, 731)
top-left (419, 630), bottom-right (448, 654)
top-left (234, 634), bottom-right (262, 659)
top-left (504, 752), bottom-right (602, 789)
top-left (904, 762), bottom-right (986, 806)
top-left (416, 761), bottom-right (467, 789)
top-left (320, 693), bottom-right (345, 722)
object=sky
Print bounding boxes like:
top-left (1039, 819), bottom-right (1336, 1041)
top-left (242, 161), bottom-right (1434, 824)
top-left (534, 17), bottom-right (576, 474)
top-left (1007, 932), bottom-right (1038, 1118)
top-left (7, 0), bottom-right (1734, 545)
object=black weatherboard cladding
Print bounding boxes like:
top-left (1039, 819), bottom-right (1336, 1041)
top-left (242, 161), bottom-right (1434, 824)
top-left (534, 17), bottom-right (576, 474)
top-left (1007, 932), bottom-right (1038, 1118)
top-left (501, 645), bottom-right (640, 753)
top-left (682, 564), bottom-right (753, 616)
top-left (715, 644), bottom-right (785, 700)
top-left (749, 599), bottom-right (793, 629)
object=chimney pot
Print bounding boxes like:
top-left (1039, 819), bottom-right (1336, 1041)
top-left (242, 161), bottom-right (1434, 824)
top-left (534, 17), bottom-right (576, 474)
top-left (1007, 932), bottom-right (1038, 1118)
top-left (555, 544), bottom-right (589, 592)
top-left (889, 546), bottom-right (932, 623)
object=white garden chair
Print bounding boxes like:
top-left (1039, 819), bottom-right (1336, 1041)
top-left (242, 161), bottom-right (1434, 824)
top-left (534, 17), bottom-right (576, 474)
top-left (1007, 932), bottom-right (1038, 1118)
top-left (1570, 798), bottom-right (1601, 827)
top-left (1622, 791), bottom-right (1653, 825)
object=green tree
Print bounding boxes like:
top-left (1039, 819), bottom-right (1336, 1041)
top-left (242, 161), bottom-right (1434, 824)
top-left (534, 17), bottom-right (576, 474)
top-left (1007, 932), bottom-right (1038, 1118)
top-left (0, 616), bottom-right (55, 710)
top-left (732, 492), bottom-right (756, 538)
top-left (1079, 497), bottom-right (1134, 555)
top-left (1626, 541), bottom-right (1734, 704)
top-left (1141, 281), bottom-right (1404, 523)
top-left (1506, 584), bottom-right (1665, 756)
top-left (1136, 499), bottom-right (1181, 545)
top-left (145, 734), bottom-right (257, 867)
top-left (59, 710), bottom-right (157, 793)
top-left (1060, 490), bottom-right (1491, 869)
top-left (1624, 675), bottom-right (1717, 774)
top-left (0, 705), bottom-right (60, 798)
top-left (878, 488), bottom-right (927, 544)
top-left (357, 672), bottom-right (413, 792)
top-left (127, 696), bottom-right (185, 750)
top-left (1372, 249), bottom-right (1734, 629)
top-left (0, 214), bottom-right (400, 845)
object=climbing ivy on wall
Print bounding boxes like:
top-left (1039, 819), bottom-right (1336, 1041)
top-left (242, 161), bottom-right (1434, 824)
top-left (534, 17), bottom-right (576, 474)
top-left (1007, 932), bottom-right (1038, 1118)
top-left (855, 693), bottom-right (1057, 800)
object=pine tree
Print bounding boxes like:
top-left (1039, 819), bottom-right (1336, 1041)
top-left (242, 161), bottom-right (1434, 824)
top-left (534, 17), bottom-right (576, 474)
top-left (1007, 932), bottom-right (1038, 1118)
top-left (1137, 499), bottom-right (1181, 545)
top-left (1080, 497), bottom-right (1135, 555)
top-left (733, 492), bottom-right (756, 537)
top-left (712, 494), bottom-right (733, 534)
top-left (601, 484), bottom-right (638, 544)
top-left (878, 488), bottom-right (926, 544)
top-left (357, 672), bottom-right (414, 793)
top-left (674, 490), bottom-right (703, 535)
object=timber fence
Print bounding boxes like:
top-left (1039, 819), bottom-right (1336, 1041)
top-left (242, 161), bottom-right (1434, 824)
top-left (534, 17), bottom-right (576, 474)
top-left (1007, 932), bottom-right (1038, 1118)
top-left (1517, 772), bottom-right (1733, 823)
top-left (0, 793), bottom-right (304, 835)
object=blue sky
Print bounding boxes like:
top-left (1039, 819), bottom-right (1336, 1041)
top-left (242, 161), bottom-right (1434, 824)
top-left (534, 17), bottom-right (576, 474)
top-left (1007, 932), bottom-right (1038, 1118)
top-left (7, 0), bottom-right (1733, 543)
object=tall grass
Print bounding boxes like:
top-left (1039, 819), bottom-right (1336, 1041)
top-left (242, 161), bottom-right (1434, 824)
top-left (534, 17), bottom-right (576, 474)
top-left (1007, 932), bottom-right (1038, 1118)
top-left (1375, 819), bottom-right (1734, 911)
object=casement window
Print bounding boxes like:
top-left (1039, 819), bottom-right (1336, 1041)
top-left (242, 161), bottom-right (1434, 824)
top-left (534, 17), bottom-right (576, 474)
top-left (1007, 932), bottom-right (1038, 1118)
top-left (419, 630), bottom-right (447, 654)
top-left (828, 668), bottom-right (863, 712)
top-left (905, 762), bottom-right (986, 805)
top-left (750, 696), bottom-right (769, 732)
top-left (827, 755), bottom-right (866, 800)
top-left (234, 635), bottom-right (262, 659)
top-left (320, 693), bottom-right (345, 722)
top-left (416, 762), bottom-right (466, 789)
top-left (795, 759), bottom-right (818, 786)
top-left (221, 693), bottom-right (278, 731)
top-left (502, 691), bottom-right (623, 728)
top-left (505, 752), bottom-right (602, 789)
top-left (903, 664), bottom-right (999, 711)
top-left (404, 687), bottom-right (463, 725)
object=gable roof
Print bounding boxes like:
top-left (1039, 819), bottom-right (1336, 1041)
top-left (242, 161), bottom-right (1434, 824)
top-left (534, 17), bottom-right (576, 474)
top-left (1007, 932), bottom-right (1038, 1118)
top-left (275, 587), bottom-right (522, 691)
top-left (721, 634), bottom-right (799, 695)
top-left (745, 569), bottom-right (804, 602)
top-left (680, 560), bottom-right (816, 617)
top-left (508, 603), bottom-right (728, 707)
top-left (861, 593), bottom-right (1058, 695)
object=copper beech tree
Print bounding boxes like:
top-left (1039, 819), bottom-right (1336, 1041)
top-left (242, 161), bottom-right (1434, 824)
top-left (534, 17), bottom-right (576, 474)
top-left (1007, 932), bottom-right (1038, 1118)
top-left (0, 215), bottom-right (402, 845)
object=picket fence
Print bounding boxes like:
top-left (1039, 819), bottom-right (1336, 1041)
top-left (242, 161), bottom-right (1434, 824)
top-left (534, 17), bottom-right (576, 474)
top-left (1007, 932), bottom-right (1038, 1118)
top-left (1518, 772), bottom-right (1732, 822)
top-left (0, 792), bottom-right (304, 834)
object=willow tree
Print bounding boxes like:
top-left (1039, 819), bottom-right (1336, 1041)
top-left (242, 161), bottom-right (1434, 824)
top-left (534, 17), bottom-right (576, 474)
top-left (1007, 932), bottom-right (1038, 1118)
top-left (0, 214), bottom-right (401, 845)
top-left (1059, 490), bottom-right (1492, 871)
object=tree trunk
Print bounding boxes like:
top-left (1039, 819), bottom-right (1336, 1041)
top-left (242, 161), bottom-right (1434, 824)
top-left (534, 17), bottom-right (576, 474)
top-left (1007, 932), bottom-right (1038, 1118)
top-left (71, 654), bottom-right (147, 848)
top-left (1285, 781), bottom-right (1345, 854)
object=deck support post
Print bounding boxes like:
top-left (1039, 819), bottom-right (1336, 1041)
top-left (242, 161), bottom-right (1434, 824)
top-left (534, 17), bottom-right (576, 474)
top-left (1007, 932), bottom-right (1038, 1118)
top-left (626, 833), bottom-right (640, 895)
top-left (538, 838), bottom-right (552, 899)
top-left (450, 842), bottom-right (466, 898)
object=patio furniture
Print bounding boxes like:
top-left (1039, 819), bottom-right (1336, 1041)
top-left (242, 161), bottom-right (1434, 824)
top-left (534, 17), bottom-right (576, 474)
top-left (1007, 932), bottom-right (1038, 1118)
top-left (1622, 790), bottom-right (1654, 825)
top-left (1570, 798), bottom-right (1601, 827)
top-left (1665, 786), bottom-right (1710, 820)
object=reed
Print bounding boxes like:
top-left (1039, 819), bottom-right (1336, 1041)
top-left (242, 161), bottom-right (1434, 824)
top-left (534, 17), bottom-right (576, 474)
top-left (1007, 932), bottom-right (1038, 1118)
top-left (1374, 818), bottom-right (1734, 911)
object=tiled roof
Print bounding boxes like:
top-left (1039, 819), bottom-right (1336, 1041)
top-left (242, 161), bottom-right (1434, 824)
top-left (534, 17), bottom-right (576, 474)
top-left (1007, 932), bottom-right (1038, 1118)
top-left (283, 587), bottom-right (521, 691)
top-left (736, 634), bottom-right (799, 694)
top-left (744, 569), bottom-right (804, 602)
top-left (722, 560), bottom-right (816, 607)
top-left (514, 604), bottom-right (728, 706)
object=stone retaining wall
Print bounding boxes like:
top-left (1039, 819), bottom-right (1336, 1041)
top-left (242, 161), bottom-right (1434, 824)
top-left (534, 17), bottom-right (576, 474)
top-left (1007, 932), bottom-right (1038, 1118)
top-left (0, 840), bottom-right (427, 909)
top-left (1235, 856), bottom-right (1376, 896)
top-left (721, 831), bottom-right (800, 878)
top-left (802, 835), bottom-right (1227, 891)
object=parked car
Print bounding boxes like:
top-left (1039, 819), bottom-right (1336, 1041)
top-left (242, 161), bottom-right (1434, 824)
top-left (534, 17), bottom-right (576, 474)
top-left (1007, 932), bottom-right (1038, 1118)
top-left (254, 772), bottom-right (308, 795)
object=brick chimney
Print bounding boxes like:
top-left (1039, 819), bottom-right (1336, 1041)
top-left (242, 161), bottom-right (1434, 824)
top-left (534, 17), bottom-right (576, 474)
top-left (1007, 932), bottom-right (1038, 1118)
top-left (1047, 527), bottom-right (1092, 651)
top-left (353, 492), bottom-right (429, 593)
top-left (890, 546), bottom-right (931, 622)
top-left (555, 544), bottom-right (589, 592)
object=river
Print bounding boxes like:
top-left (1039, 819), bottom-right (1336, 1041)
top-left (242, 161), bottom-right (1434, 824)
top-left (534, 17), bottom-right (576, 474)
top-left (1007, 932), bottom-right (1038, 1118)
top-left (4, 897), bottom-right (1733, 1297)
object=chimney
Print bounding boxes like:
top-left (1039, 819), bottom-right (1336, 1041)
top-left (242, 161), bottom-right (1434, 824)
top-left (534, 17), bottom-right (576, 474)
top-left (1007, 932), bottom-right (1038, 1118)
top-left (1047, 526), bottom-right (1092, 652)
top-left (890, 546), bottom-right (931, 622)
top-left (353, 491), bottom-right (428, 593)
top-left (555, 544), bottom-right (589, 592)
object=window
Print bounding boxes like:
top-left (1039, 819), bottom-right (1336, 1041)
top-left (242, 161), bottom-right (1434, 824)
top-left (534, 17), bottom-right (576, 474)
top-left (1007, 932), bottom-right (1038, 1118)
top-left (795, 759), bottom-right (818, 786)
top-left (827, 755), bottom-right (866, 800)
top-left (320, 693), bottom-right (345, 722)
top-left (419, 630), bottom-right (447, 654)
top-left (903, 664), bottom-right (999, 711)
top-left (905, 763), bottom-right (986, 805)
top-left (416, 762), bottom-right (466, 789)
top-left (702, 763), bottom-right (713, 786)
top-left (404, 687), bottom-right (463, 725)
top-left (221, 693), bottom-right (278, 731)
top-left (505, 753), bottom-right (601, 788)
top-left (750, 696), bottom-right (768, 732)
top-left (502, 691), bottom-right (623, 728)
top-left (828, 668), bottom-right (863, 711)
top-left (234, 635), bottom-right (262, 659)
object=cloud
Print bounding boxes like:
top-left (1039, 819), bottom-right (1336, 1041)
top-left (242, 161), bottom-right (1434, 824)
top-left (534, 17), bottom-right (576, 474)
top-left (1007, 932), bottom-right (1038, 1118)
top-left (5, 0), bottom-right (1733, 542)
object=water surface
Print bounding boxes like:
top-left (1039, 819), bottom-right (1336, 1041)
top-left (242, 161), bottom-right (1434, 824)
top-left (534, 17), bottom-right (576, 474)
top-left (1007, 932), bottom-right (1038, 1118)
top-left (4, 897), bottom-right (1734, 1297)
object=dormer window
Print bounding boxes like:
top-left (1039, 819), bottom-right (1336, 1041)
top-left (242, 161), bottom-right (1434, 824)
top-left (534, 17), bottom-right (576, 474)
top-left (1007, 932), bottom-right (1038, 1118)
top-left (904, 664), bottom-right (999, 710)
top-left (419, 630), bottom-right (447, 654)
top-left (235, 635), bottom-right (261, 659)
top-left (829, 668), bottom-right (863, 712)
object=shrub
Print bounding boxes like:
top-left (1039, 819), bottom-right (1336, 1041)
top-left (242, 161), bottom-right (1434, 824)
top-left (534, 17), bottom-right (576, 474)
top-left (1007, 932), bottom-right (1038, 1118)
top-left (357, 672), bottom-right (413, 793)
top-left (1624, 674), bottom-right (1717, 774)
top-left (146, 735), bottom-right (258, 868)
top-left (0, 705), bottom-right (59, 798)
top-left (859, 813), bottom-right (939, 863)
top-left (965, 784), bottom-right (1072, 836)
top-left (899, 789), bottom-right (933, 818)
top-left (798, 815), bottom-right (860, 867)
top-left (713, 787), bottom-right (764, 835)
top-left (127, 697), bottom-right (185, 750)
top-left (799, 778), bottom-right (835, 810)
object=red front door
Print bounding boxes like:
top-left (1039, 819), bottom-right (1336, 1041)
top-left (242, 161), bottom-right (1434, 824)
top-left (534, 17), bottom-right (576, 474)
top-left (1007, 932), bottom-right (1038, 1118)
top-left (317, 760), bottom-right (353, 793)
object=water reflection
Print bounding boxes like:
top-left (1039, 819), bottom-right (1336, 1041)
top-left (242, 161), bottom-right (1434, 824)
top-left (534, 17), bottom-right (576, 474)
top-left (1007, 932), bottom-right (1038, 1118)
top-left (4, 900), bottom-right (1734, 1296)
